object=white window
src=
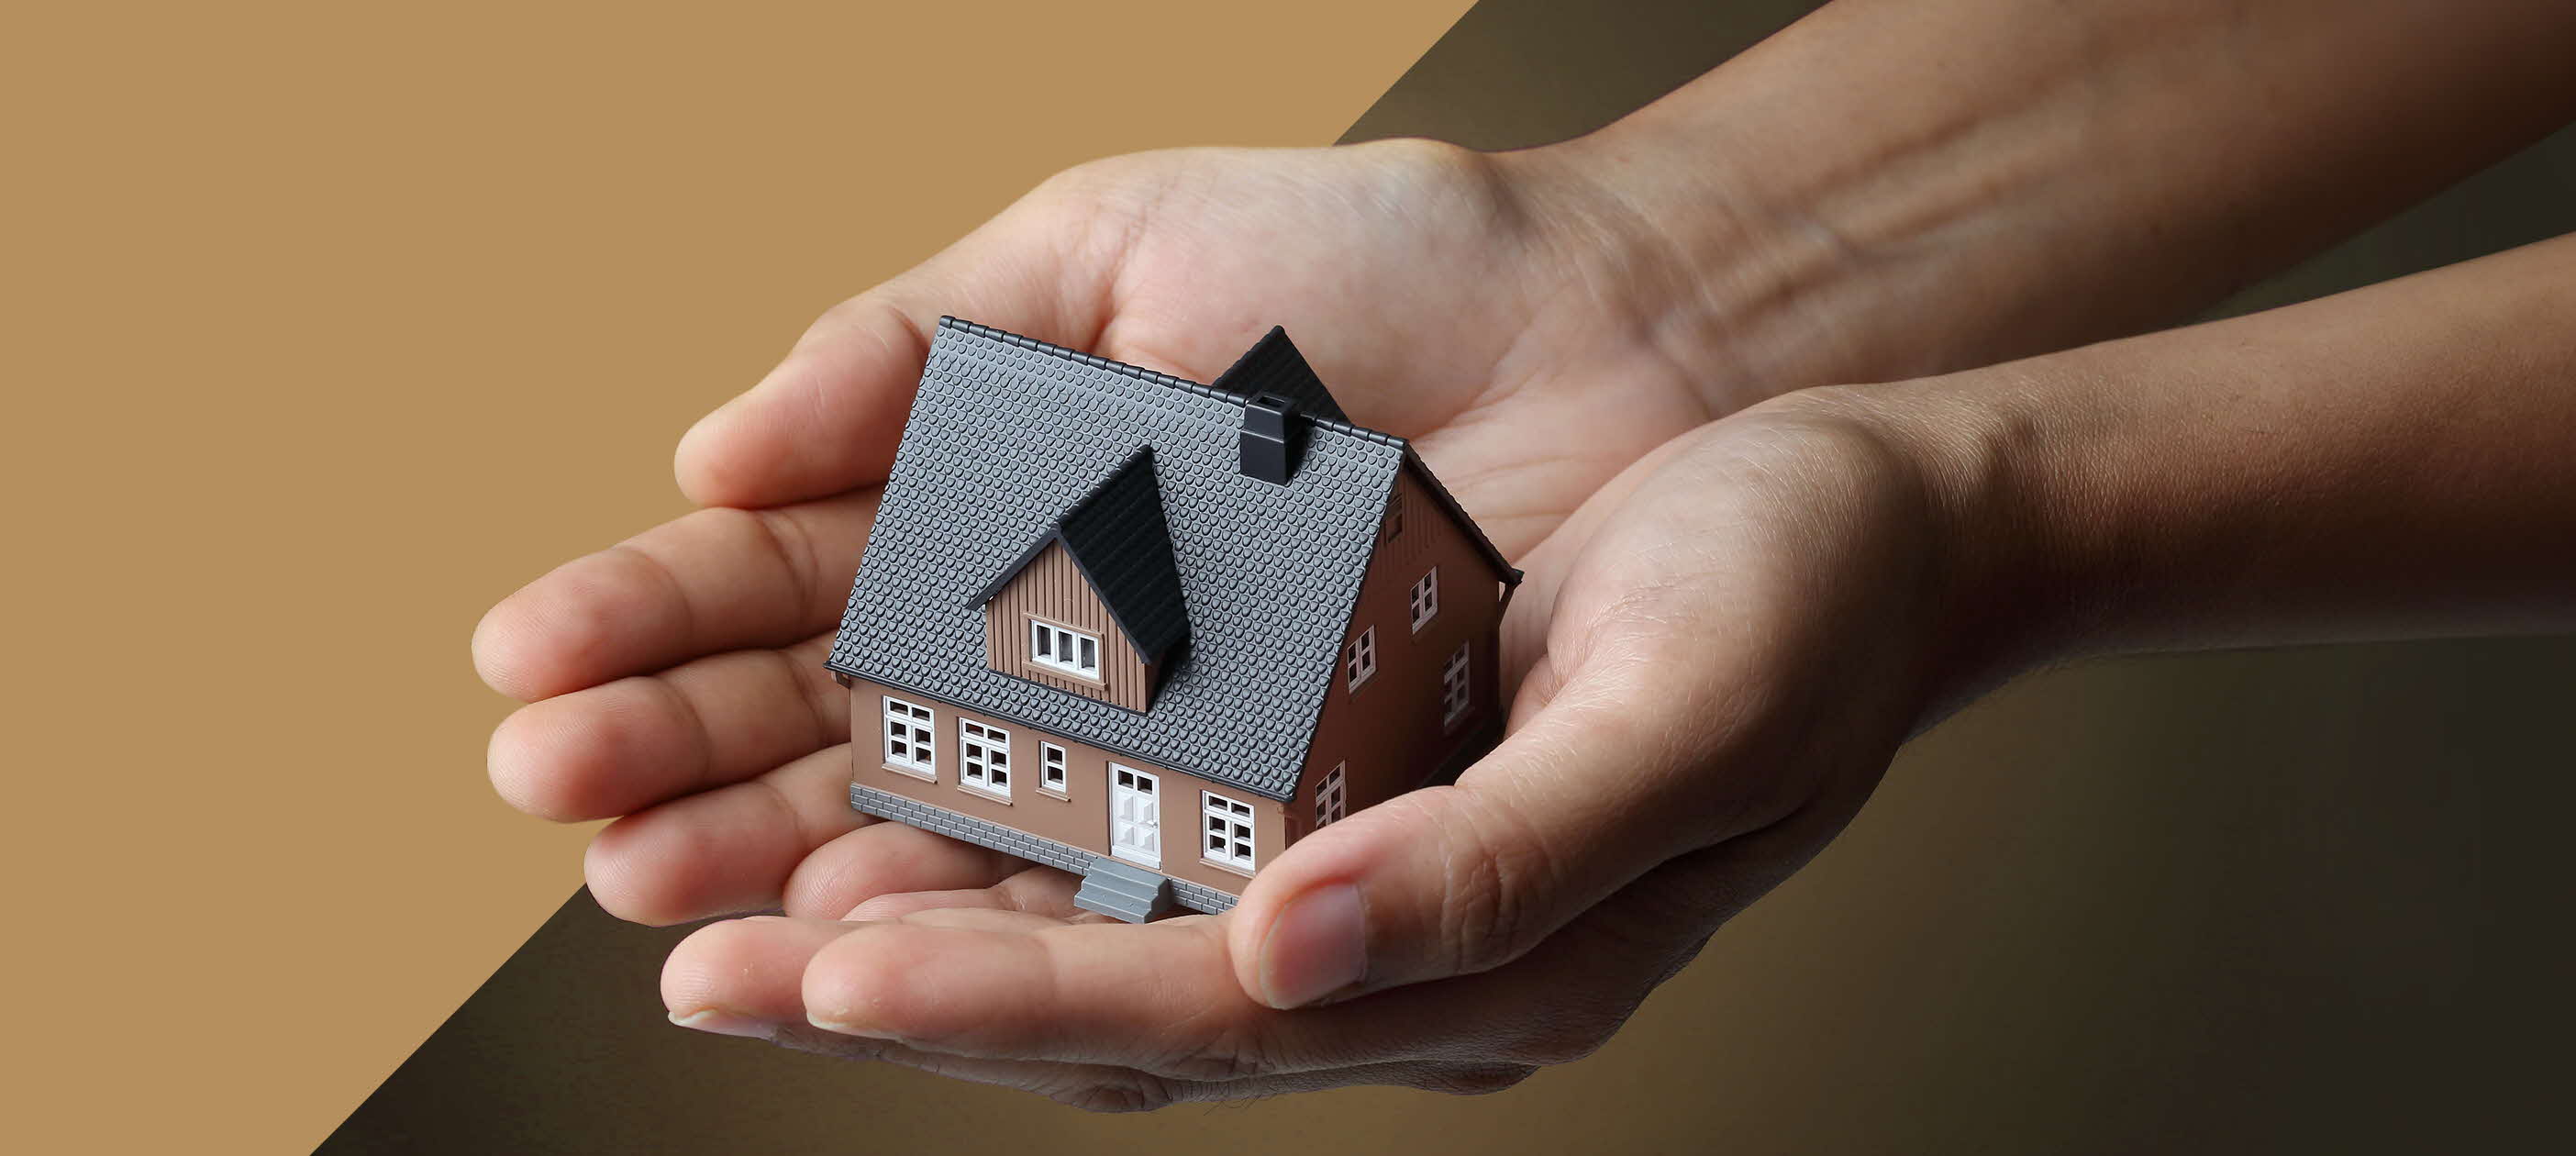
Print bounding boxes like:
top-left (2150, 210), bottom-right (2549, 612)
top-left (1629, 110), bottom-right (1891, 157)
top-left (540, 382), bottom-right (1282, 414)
top-left (1203, 791), bottom-right (1257, 872)
top-left (1346, 626), bottom-right (1377, 691)
top-left (1315, 763), bottom-right (1347, 828)
top-left (1441, 643), bottom-right (1471, 728)
top-left (882, 696), bottom-right (935, 779)
top-left (1109, 765), bottom-right (1160, 867)
top-left (959, 719), bottom-right (1010, 800)
top-left (1408, 568), bottom-right (1438, 633)
top-left (1030, 619), bottom-right (1101, 678)
top-left (1039, 742), bottom-right (1069, 796)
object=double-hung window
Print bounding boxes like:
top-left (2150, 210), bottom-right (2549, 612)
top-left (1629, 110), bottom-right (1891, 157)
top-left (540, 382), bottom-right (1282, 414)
top-left (1346, 627), bottom-right (1377, 691)
top-left (959, 719), bottom-right (1010, 800)
top-left (1440, 644), bottom-right (1471, 728)
top-left (882, 696), bottom-right (935, 778)
top-left (1030, 619), bottom-right (1101, 678)
top-left (1203, 791), bottom-right (1257, 872)
top-left (1408, 568), bottom-right (1438, 632)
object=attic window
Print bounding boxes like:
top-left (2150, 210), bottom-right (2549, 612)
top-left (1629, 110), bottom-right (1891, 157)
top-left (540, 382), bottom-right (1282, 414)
top-left (1383, 492), bottom-right (1404, 540)
top-left (1031, 620), bottom-right (1101, 678)
top-left (1346, 627), bottom-right (1377, 691)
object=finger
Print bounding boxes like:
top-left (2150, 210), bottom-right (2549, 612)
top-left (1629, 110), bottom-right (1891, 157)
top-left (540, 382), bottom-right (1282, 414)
top-left (489, 635), bottom-right (844, 822)
top-left (764, 1026), bottom-right (1533, 1112)
top-left (834, 864), bottom-right (1089, 922)
top-left (663, 915), bottom-right (852, 1032)
top-left (686, 900), bottom-right (1607, 1082)
top-left (473, 491), bottom-right (878, 701)
top-left (584, 744), bottom-right (869, 925)
top-left (674, 176), bottom-right (1127, 509)
top-left (798, 916), bottom-right (1287, 1080)
top-left (777, 821), bottom-right (1028, 919)
top-left (1225, 655), bottom-right (1785, 1009)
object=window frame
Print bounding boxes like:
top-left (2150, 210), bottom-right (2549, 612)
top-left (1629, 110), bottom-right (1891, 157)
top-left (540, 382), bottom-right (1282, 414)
top-left (1408, 567), bottom-right (1439, 633)
top-left (1038, 741), bottom-right (1070, 798)
top-left (1315, 762), bottom-right (1347, 828)
top-left (1346, 626), bottom-right (1377, 692)
top-left (1202, 790), bottom-right (1258, 873)
top-left (1028, 617), bottom-right (1104, 680)
top-left (1440, 643), bottom-right (1471, 729)
top-left (881, 696), bottom-right (936, 780)
top-left (958, 718), bottom-right (1011, 801)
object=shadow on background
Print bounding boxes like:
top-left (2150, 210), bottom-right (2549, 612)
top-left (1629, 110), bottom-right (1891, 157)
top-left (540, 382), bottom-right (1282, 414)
top-left (324, 0), bottom-right (2573, 1151)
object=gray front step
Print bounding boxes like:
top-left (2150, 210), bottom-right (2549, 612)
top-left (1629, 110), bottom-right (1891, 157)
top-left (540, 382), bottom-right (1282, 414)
top-left (1072, 856), bottom-right (1173, 923)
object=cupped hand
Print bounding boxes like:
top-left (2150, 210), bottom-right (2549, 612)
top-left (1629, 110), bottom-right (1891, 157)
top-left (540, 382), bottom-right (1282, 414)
top-left (474, 138), bottom-right (1746, 928)
top-left (640, 390), bottom-right (1970, 1107)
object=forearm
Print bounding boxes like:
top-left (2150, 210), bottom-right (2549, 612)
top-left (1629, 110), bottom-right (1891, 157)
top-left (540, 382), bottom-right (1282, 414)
top-left (1509, 0), bottom-right (2576, 407)
top-left (1888, 232), bottom-right (2576, 698)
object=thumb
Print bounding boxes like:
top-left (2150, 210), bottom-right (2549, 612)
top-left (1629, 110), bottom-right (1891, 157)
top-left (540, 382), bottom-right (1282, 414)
top-left (1225, 652), bottom-right (1771, 1009)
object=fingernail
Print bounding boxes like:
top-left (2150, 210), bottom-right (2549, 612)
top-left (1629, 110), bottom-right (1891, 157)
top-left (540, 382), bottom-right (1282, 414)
top-left (1256, 883), bottom-right (1367, 1009)
top-left (669, 1008), bottom-right (776, 1039)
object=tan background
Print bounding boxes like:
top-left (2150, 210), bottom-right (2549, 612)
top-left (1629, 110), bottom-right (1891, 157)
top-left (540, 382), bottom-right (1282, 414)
top-left (12, 0), bottom-right (2569, 1152)
top-left (2, 2), bottom-right (1468, 1151)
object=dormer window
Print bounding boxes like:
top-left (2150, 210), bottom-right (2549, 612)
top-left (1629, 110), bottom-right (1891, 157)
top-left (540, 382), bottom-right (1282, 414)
top-left (971, 448), bottom-right (1188, 711)
top-left (1031, 619), bottom-right (1101, 679)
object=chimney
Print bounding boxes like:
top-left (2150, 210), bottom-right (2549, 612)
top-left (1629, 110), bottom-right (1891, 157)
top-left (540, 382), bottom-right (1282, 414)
top-left (1238, 392), bottom-right (1295, 484)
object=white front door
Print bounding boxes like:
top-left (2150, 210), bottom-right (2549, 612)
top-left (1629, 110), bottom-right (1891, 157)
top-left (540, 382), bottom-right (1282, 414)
top-left (1109, 764), bottom-right (1160, 867)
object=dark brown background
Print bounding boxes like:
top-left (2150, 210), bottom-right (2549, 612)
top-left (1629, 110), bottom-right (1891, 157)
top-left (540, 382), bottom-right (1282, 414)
top-left (318, 0), bottom-right (2572, 1150)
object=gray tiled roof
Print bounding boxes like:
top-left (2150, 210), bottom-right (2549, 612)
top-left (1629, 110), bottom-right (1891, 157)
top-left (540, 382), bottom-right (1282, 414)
top-left (828, 318), bottom-right (1414, 799)
top-left (969, 445), bottom-right (1192, 672)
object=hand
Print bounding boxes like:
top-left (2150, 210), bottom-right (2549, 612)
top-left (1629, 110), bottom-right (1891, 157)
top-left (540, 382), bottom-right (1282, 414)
top-left (650, 390), bottom-right (1964, 1107)
top-left (474, 138), bottom-right (1804, 930)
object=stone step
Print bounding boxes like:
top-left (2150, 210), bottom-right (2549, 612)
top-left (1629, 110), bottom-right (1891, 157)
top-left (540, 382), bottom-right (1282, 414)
top-left (1072, 856), bottom-right (1172, 923)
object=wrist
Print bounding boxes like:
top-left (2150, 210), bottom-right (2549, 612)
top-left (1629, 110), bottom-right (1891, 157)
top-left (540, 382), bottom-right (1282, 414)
top-left (1786, 376), bottom-right (2093, 717)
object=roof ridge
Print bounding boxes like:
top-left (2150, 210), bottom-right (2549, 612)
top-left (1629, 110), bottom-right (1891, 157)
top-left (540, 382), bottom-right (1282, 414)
top-left (937, 316), bottom-right (1408, 450)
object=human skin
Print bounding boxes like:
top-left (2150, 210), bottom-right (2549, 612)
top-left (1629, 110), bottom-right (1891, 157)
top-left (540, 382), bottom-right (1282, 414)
top-left (473, 0), bottom-right (2576, 1109)
top-left (650, 227), bottom-right (2576, 1111)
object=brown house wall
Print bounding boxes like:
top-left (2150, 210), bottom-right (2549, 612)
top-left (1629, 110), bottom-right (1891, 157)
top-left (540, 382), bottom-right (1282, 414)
top-left (983, 540), bottom-right (1156, 712)
top-left (1290, 468), bottom-right (1509, 843)
top-left (845, 676), bottom-right (1282, 899)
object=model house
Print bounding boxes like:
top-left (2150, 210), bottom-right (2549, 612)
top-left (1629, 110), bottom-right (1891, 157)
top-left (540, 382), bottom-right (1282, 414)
top-left (826, 318), bottom-right (1519, 921)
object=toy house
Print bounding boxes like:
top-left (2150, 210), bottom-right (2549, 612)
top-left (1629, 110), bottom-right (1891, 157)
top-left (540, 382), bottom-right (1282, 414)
top-left (825, 318), bottom-right (1518, 921)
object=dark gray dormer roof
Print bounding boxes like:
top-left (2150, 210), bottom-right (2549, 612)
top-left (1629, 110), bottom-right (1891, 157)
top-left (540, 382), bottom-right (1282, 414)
top-left (827, 317), bottom-right (1516, 800)
top-left (1209, 326), bottom-right (1348, 424)
top-left (970, 445), bottom-right (1191, 672)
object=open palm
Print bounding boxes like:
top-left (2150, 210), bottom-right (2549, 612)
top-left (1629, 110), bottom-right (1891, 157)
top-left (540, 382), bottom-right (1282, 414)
top-left (476, 139), bottom-right (1727, 928)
